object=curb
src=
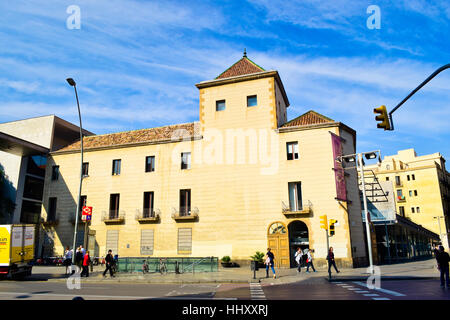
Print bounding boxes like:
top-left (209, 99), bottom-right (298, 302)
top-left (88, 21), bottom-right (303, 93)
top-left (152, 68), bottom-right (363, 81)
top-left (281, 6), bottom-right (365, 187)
top-left (328, 276), bottom-right (440, 282)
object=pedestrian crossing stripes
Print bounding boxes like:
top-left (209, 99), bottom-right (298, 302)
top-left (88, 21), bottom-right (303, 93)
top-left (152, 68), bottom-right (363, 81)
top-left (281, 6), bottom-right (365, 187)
top-left (250, 283), bottom-right (266, 300)
top-left (333, 282), bottom-right (392, 300)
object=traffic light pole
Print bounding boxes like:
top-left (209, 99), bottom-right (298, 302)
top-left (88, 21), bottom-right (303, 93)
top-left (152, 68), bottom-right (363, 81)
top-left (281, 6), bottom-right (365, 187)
top-left (388, 63), bottom-right (450, 130)
top-left (358, 153), bottom-right (374, 274)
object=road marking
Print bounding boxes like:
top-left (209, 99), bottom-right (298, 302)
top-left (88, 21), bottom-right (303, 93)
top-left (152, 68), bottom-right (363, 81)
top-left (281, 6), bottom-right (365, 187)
top-left (352, 281), bottom-right (406, 297)
top-left (363, 294), bottom-right (380, 297)
top-left (372, 297), bottom-right (391, 300)
top-left (0, 291), bottom-right (154, 299)
top-left (250, 283), bottom-right (266, 300)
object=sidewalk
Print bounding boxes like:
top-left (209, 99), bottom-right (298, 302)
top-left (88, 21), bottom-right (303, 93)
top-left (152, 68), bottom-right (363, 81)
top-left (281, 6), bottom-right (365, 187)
top-left (29, 258), bottom-right (440, 285)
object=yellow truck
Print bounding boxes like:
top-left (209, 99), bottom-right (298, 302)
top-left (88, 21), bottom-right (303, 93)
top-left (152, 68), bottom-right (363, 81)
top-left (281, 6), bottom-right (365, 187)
top-left (0, 224), bottom-right (34, 279)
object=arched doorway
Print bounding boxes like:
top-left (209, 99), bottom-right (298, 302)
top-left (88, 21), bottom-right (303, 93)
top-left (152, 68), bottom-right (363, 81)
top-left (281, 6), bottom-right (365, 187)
top-left (267, 222), bottom-right (290, 268)
top-left (288, 221), bottom-right (309, 268)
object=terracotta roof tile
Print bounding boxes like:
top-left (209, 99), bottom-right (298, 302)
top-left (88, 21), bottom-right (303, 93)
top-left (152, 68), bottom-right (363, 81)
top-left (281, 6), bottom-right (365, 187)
top-left (55, 122), bottom-right (199, 152)
top-left (216, 57), bottom-right (265, 79)
top-left (282, 110), bottom-right (335, 128)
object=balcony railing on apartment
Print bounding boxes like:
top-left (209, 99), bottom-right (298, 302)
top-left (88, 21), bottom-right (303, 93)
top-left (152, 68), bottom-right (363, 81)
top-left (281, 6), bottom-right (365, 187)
top-left (397, 195), bottom-right (406, 202)
top-left (282, 200), bottom-right (313, 217)
top-left (171, 206), bottom-right (199, 221)
top-left (101, 210), bottom-right (126, 224)
top-left (135, 208), bottom-right (160, 223)
top-left (40, 215), bottom-right (59, 226)
top-left (395, 181), bottom-right (403, 187)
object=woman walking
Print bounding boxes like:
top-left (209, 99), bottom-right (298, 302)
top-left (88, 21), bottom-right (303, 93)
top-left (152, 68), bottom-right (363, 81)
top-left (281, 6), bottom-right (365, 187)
top-left (294, 247), bottom-right (303, 273)
top-left (306, 249), bottom-right (316, 273)
top-left (265, 248), bottom-right (276, 279)
top-left (81, 250), bottom-right (91, 277)
top-left (327, 247), bottom-right (339, 278)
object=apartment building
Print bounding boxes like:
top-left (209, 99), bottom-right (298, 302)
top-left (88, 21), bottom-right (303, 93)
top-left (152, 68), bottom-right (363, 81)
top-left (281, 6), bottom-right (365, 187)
top-left (365, 149), bottom-right (450, 249)
top-left (39, 54), bottom-right (368, 267)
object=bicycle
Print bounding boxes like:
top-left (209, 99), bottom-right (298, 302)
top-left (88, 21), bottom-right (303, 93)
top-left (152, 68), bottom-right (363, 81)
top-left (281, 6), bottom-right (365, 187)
top-left (159, 258), bottom-right (167, 274)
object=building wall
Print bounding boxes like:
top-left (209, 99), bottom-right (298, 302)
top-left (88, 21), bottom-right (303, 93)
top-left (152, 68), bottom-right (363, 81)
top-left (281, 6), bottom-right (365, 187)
top-left (366, 149), bottom-right (450, 248)
top-left (0, 116), bottom-right (55, 149)
top-left (41, 74), bottom-right (366, 267)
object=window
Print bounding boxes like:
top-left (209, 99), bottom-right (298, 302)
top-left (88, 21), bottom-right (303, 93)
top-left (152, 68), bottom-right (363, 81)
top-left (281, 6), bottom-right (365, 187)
top-left (411, 207), bottom-right (415, 213)
top-left (288, 182), bottom-right (302, 211)
top-left (409, 190), bottom-right (413, 197)
top-left (112, 159), bottom-right (121, 175)
top-left (143, 191), bottom-right (154, 217)
top-left (247, 95), bottom-right (257, 107)
top-left (286, 142), bottom-right (299, 160)
top-left (178, 228), bottom-right (192, 254)
top-left (412, 174), bottom-right (415, 180)
top-left (386, 165), bottom-right (390, 170)
top-left (407, 175), bottom-right (410, 181)
top-left (386, 177), bottom-right (390, 181)
top-left (106, 230), bottom-right (119, 255)
top-left (145, 156), bottom-right (155, 172)
top-left (180, 189), bottom-right (191, 216)
top-left (399, 206), bottom-right (405, 217)
top-left (48, 197), bottom-right (57, 221)
top-left (416, 207), bottom-right (420, 213)
top-left (23, 176), bottom-right (44, 200)
top-left (216, 100), bottom-right (225, 111)
top-left (27, 155), bottom-right (47, 177)
top-left (414, 190), bottom-right (418, 196)
top-left (395, 176), bottom-right (401, 186)
top-left (78, 195), bottom-right (87, 216)
top-left (82, 162), bottom-right (89, 177)
top-left (181, 152), bottom-right (191, 170)
top-left (51, 166), bottom-right (59, 181)
top-left (109, 194), bottom-right (120, 219)
top-left (141, 229), bottom-right (154, 255)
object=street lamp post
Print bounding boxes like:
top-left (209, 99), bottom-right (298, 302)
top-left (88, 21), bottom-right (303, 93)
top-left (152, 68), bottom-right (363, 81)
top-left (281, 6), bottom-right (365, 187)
top-left (66, 78), bottom-right (84, 265)
top-left (433, 216), bottom-right (444, 244)
top-left (337, 150), bottom-right (381, 274)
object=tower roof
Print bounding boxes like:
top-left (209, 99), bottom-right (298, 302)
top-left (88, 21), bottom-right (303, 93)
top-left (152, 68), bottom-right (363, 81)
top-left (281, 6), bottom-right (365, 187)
top-left (282, 110), bottom-right (335, 128)
top-left (216, 52), bottom-right (265, 80)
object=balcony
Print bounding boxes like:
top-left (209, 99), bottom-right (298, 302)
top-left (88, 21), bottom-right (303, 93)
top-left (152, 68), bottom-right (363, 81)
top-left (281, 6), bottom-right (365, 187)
top-left (282, 201), bottom-right (313, 218)
top-left (40, 216), bottom-right (59, 226)
top-left (397, 195), bottom-right (406, 203)
top-left (135, 209), bottom-right (160, 223)
top-left (395, 181), bottom-right (403, 187)
top-left (102, 210), bottom-right (126, 224)
top-left (171, 206), bottom-right (199, 222)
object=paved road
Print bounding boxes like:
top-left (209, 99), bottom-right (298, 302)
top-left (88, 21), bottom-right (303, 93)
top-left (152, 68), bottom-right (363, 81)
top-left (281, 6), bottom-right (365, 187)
top-left (0, 277), bottom-right (449, 300)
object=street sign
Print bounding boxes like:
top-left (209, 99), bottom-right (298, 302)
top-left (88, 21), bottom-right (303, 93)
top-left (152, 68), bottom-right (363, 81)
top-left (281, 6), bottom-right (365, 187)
top-left (82, 206), bottom-right (92, 221)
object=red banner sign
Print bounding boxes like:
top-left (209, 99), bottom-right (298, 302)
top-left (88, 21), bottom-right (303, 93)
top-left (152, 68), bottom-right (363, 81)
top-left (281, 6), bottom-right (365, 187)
top-left (331, 133), bottom-right (347, 201)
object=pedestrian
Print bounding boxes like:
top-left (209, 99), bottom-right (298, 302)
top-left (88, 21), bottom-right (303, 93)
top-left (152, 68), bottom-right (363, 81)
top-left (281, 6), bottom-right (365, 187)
top-left (75, 247), bottom-right (83, 272)
top-left (63, 246), bottom-right (73, 274)
top-left (81, 250), bottom-right (91, 277)
top-left (306, 249), bottom-right (316, 273)
top-left (103, 250), bottom-right (115, 278)
top-left (80, 245), bottom-right (86, 258)
top-left (294, 247), bottom-right (303, 273)
top-left (265, 248), bottom-right (276, 279)
top-left (436, 245), bottom-right (450, 288)
top-left (327, 247), bottom-right (339, 278)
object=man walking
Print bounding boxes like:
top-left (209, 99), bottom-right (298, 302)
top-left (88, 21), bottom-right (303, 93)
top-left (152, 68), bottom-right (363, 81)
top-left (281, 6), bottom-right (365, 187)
top-left (327, 247), bottom-right (339, 278)
top-left (103, 250), bottom-right (115, 278)
top-left (75, 247), bottom-right (83, 272)
top-left (436, 245), bottom-right (450, 288)
top-left (294, 247), bottom-right (303, 273)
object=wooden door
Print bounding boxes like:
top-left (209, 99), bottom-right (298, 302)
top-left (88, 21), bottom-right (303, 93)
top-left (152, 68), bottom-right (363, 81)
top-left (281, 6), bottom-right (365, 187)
top-left (267, 222), bottom-right (290, 268)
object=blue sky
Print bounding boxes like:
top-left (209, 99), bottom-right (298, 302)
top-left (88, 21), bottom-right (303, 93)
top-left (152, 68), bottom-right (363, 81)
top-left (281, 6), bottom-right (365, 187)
top-left (0, 0), bottom-right (449, 160)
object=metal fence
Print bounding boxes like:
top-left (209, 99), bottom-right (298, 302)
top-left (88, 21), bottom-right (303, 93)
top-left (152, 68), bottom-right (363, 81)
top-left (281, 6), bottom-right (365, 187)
top-left (116, 256), bottom-right (218, 273)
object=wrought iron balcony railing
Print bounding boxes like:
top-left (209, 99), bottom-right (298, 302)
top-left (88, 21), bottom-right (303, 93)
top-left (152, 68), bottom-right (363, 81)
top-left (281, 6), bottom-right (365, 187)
top-left (282, 200), bottom-right (313, 217)
top-left (171, 206), bottom-right (199, 221)
top-left (102, 210), bottom-right (126, 223)
top-left (135, 209), bottom-right (160, 223)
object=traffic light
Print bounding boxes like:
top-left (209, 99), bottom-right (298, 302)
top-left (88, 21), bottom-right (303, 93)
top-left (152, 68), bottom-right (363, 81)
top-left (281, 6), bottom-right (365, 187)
top-left (320, 215), bottom-right (328, 230)
top-left (374, 105), bottom-right (391, 130)
top-left (329, 219), bottom-right (337, 236)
